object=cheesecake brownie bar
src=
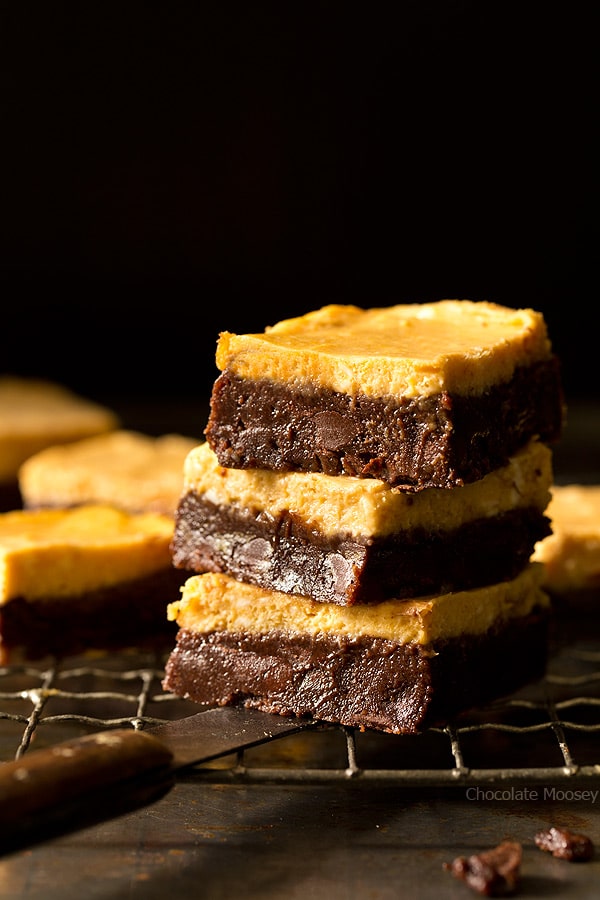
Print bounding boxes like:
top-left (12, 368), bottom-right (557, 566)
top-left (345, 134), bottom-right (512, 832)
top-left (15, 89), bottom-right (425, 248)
top-left (163, 565), bottom-right (550, 734)
top-left (206, 301), bottom-right (563, 489)
top-left (533, 484), bottom-right (600, 614)
top-left (0, 376), bottom-right (118, 510)
top-left (172, 439), bottom-right (553, 604)
top-left (20, 430), bottom-right (197, 517)
top-left (0, 505), bottom-right (185, 663)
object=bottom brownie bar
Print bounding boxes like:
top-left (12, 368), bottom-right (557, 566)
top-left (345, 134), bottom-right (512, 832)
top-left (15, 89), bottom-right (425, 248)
top-left (163, 566), bottom-right (550, 734)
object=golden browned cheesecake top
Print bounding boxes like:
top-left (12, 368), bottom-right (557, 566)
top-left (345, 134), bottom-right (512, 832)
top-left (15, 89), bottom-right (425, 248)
top-left (168, 565), bottom-right (549, 646)
top-left (182, 439), bottom-right (553, 537)
top-left (19, 430), bottom-right (198, 517)
top-left (215, 301), bottom-right (553, 399)
top-left (0, 505), bottom-right (175, 602)
top-left (533, 484), bottom-right (600, 593)
top-left (0, 377), bottom-right (119, 482)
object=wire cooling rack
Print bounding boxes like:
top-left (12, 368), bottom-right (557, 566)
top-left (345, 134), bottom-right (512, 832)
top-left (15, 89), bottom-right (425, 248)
top-left (0, 632), bottom-right (599, 788)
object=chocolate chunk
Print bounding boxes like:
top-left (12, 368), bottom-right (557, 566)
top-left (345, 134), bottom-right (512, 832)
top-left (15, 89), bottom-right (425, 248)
top-left (443, 840), bottom-right (522, 896)
top-left (313, 410), bottom-right (357, 451)
top-left (534, 826), bottom-right (594, 861)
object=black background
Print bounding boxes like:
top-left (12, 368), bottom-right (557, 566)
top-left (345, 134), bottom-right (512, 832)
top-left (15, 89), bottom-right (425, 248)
top-left (1, 3), bottom-right (591, 417)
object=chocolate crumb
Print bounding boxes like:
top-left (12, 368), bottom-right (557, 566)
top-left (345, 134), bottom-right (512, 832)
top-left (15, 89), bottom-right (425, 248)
top-left (534, 826), bottom-right (594, 861)
top-left (443, 840), bottom-right (522, 896)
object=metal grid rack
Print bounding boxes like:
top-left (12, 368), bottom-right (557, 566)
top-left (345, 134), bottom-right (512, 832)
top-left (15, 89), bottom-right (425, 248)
top-left (0, 635), bottom-right (599, 789)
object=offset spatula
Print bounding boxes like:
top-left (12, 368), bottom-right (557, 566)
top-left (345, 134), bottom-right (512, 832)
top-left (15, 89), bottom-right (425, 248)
top-left (0, 706), bottom-right (308, 854)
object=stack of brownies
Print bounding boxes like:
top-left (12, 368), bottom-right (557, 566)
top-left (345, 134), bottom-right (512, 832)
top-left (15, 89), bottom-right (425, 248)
top-left (163, 300), bottom-right (564, 734)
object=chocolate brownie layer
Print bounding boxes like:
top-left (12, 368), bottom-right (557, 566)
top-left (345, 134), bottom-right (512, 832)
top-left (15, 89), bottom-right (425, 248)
top-left (173, 493), bottom-right (551, 604)
top-left (0, 567), bottom-right (183, 664)
top-left (163, 609), bottom-right (548, 734)
top-left (206, 359), bottom-right (562, 489)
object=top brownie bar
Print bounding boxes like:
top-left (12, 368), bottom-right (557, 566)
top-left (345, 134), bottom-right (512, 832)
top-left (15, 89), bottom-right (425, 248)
top-left (205, 301), bottom-right (564, 489)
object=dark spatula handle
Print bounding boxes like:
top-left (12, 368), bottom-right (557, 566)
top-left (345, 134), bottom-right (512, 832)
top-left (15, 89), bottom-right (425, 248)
top-left (0, 730), bottom-right (174, 852)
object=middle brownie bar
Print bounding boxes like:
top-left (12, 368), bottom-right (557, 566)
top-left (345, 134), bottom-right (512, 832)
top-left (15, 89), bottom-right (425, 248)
top-left (172, 439), bottom-right (553, 605)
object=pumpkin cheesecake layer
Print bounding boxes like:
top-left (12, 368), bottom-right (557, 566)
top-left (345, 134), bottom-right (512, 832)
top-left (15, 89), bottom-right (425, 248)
top-left (206, 301), bottom-right (563, 489)
top-left (0, 505), bottom-right (185, 662)
top-left (173, 440), bottom-right (553, 604)
top-left (163, 566), bottom-right (550, 734)
top-left (20, 430), bottom-right (198, 517)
